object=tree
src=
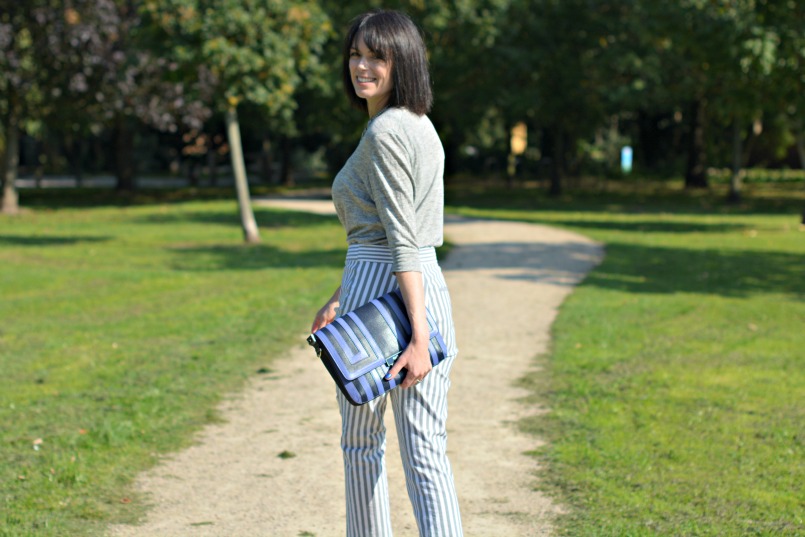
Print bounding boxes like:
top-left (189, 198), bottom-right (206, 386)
top-left (0, 1), bottom-right (48, 214)
top-left (412, 0), bottom-right (513, 175)
top-left (0, 0), bottom-right (214, 206)
top-left (631, 1), bottom-right (779, 190)
top-left (142, 0), bottom-right (331, 242)
top-left (756, 0), bottom-right (805, 221)
top-left (704, 1), bottom-right (780, 202)
top-left (319, 1), bottom-right (514, 176)
top-left (57, 1), bottom-right (213, 192)
top-left (499, 0), bottom-right (629, 194)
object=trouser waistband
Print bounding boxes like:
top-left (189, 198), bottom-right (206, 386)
top-left (345, 244), bottom-right (438, 264)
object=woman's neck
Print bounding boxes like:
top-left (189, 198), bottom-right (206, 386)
top-left (367, 96), bottom-right (391, 119)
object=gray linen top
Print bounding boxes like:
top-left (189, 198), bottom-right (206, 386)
top-left (332, 107), bottom-right (445, 273)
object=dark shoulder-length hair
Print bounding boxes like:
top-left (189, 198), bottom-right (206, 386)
top-left (342, 10), bottom-right (433, 116)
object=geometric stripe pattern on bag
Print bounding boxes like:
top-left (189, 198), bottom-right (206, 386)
top-left (308, 288), bottom-right (449, 406)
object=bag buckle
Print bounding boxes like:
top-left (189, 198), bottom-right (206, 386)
top-left (307, 334), bottom-right (322, 358)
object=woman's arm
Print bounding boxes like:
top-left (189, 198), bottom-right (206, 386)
top-left (385, 270), bottom-right (432, 388)
top-left (311, 286), bottom-right (341, 333)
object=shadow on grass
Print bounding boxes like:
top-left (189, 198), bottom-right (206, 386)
top-left (19, 187), bottom-right (236, 209)
top-left (0, 234), bottom-right (111, 246)
top-left (132, 207), bottom-right (337, 229)
top-left (18, 186), bottom-right (306, 209)
top-left (18, 185), bottom-right (333, 210)
top-left (586, 242), bottom-right (805, 297)
top-left (445, 180), bottom-right (805, 216)
top-left (442, 240), bottom-right (603, 287)
top-left (168, 244), bottom-right (346, 271)
top-left (441, 219), bottom-right (801, 298)
top-left (536, 219), bottom-right (749, 234)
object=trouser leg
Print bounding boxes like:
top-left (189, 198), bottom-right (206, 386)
top-left (339, 391), bottom-right (394, 537)
top-left (391, 354), bottom-right (463, 536)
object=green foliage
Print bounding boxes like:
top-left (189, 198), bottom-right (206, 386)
top-left (319, 0), bottom-right (517, 152)
top-left (709, 168), bottom-right (805, 184)
top-left (4, 0), bottom-right (804, 187)
top-left (141, 0), bottom-right (331, 121)
top-left (0, 199), bottom-right (345, 535)
top-left (447, 181), bottom-right (805, 536)
top-left (2, 183), bottom-right (802, 534)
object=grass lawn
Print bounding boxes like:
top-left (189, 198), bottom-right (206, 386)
top-left (0, 193), bottom-right (346, 536)
top-left (2, 180), bottom-right (802, 536)
top-left (446, 179), bottom-right (805, 536)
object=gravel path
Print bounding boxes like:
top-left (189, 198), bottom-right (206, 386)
top-left (108, 199), bottom-right (603, 537)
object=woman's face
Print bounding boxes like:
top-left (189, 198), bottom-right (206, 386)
top-left (349, 35), bottom-right (393, 114)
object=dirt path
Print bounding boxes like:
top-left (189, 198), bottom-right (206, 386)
top-left (108, 200), bottom-right (603, 537)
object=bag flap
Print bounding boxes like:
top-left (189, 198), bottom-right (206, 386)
top-left (315, 290), bottom-right (413, 381)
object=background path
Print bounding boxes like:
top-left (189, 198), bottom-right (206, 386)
top-left (109, 200), bottom-right (603, 536)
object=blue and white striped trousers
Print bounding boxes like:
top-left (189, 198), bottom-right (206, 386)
top-left (336, 244), bottom-right (463, 537)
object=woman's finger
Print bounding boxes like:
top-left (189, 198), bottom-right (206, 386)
top-left (384, 352), bottom-right (410, 382)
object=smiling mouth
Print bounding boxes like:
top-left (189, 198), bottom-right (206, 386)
top-left (356, 77), bottom-right (375, 83)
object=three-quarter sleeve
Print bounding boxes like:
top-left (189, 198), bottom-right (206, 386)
top-left (331, 109), bottom-right (444, 267)
top-left (362, 131), bottom-right (421, 273)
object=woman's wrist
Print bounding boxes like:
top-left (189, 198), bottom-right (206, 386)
top-left (409, 329), bottom-right (430, 347)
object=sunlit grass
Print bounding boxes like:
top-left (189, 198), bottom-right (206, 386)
top-left (0, 199), bottom-right (345, 536)
top-left (2, 180), bottom-right (803, 535)
top-left (447, 180), bottom-right (804, 536)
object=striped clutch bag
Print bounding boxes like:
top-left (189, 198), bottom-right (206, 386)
top-left (307, 288), bottom-right (449, 406)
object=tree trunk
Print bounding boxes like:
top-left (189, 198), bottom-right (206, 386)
top-left (280, 137), bottom-right (293, 187)
top-left (260, 136), bottom-right (273, 184)
top-left (1, 104), bottom-right (20, 215)
top-left (34, 162), bottom-right (44, 189)
top-left (548, 127), bottom-right (564, 196)
top-left (728, 119), bottom-right (743, 203)
top-left (685, 98), bottom-right (708, 188)
top-left (506, 153), bottom-right (517, 189)
top-left (42, 133), bottom-right (60, 187)
top-left (443, 129), bottom-right (460, 178)
top-left (636, 109), bottom-right (660, 172)
top-left (795, 117), bottom-right (805, 170)
top-left (187, 159), bottom-right (199, 187)
top-left (71, 136), bottom-right (86, 187)
top-left (225, 104), bottom-right (260, 244)
top-left (795, 119), bottom-right (805, 226)
top-left (114, 118), bottom-right (136, 192)
top-left (741, 121), bottom-right (759, 168)
top-left (207, 139), bottom-right (218, 186)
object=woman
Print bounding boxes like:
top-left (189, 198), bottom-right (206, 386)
top-left (310, 9), bottom-right (463, 537)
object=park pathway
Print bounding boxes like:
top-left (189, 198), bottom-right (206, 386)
top-left (108, 199), bottom-right (603, 537)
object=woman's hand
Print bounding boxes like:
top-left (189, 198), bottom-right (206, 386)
top-left (386, 271), bottom-right (431, 388)
top-left (386, 337), bottom-right (432, 389)
top-left (311, 287), bottom-right (341, 333)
